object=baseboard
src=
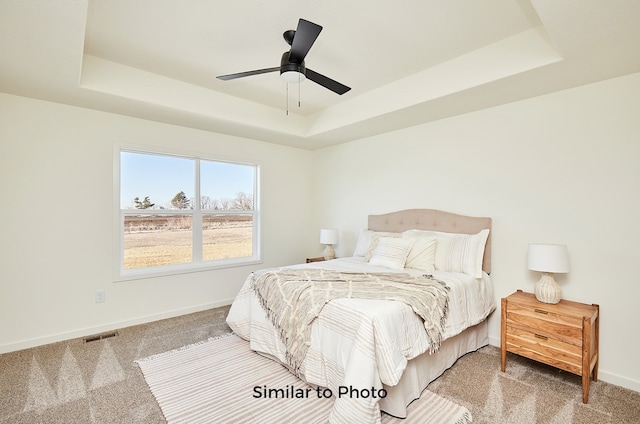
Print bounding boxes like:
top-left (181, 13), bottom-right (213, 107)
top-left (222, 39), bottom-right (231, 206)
top-left (487, 335), bottom-right (640, 393)
top-left (0, 299), bottom-right (234, 354)
top-left (597, 370), bottom-right (640, 393)
top-left (488, 334), bottom-right (500, 347)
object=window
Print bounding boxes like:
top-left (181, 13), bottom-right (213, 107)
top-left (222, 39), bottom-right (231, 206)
top-left (117, 149), bottom-right (260, 277)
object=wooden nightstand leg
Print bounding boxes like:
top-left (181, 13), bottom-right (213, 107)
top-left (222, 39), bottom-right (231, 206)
top-left (500, 298), bottom-right (507, 372)
top-left (592, 304), bottom-right (600, 382)
top-left (582, 315), bottom-right (591, 403)
top-left (582, 373), bottom-right (590, 403)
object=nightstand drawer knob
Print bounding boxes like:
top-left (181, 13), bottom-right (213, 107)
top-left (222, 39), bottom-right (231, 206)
top-left (534, 308), bottom-right (548, 314)
top-left (534, 333), bottom-right (548, 340)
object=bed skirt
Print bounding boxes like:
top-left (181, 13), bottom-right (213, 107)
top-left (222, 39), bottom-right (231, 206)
top-left (380, 320), bottom-right (488, 418)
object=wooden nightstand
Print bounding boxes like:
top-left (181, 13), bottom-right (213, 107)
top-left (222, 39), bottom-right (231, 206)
top-left (306, 256), bottom-right (326, 263)
top-left (501, 290), bottom-right (599, 403)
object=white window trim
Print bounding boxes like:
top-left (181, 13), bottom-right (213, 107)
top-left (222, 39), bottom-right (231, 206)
top-left (113, 144), bottom-right (262, 282)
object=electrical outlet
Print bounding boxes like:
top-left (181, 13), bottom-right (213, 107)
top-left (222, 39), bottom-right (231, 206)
top-left (95, 290), bottom-right (105, 303)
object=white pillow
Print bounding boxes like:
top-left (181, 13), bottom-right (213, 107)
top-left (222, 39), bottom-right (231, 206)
top-left (368, 237), bottom-right (415, 270)
top-left (402, 234), bottom-right (437, 273)
top-left (353, 230), bottom-right (401, 259)
top-left (434, 229), bottom-right (490, 278)
top-left (403, 229), bottom-right (436, 238)
top-left (353, 230), bottom-right (375, 257)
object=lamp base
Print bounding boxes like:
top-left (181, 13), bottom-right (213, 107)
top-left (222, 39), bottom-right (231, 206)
top-left (323, 244), bottom-right (335, 260)
top-left (534, 272), bottom-right (562, 304)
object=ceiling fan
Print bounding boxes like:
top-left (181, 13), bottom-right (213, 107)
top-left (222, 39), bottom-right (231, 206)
top-left (216, 18), bottom-right (351, 95)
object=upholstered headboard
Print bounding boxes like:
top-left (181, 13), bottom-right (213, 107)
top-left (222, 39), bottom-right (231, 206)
top-left (368, 209), bottom-right (492, 274)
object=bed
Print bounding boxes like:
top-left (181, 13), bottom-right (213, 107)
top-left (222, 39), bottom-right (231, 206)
top-left (226, 209), bottom-right (495, 423)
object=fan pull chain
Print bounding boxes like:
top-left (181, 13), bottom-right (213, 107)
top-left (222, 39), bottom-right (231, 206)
top-left (284, 76), bottom-right (302, 116)
top-left (298, 73), bottom-right (302, 108)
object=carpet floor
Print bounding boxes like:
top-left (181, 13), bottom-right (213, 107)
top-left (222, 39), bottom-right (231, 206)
top-left (1, 305), bottom-right (639, 423)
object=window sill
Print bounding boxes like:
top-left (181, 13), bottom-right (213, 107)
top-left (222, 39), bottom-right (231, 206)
top-left (114, 258), bottom-right (263, 282)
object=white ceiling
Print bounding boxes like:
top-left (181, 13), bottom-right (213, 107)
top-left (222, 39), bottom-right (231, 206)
top-left (1, 0), bottom-right (639, 150)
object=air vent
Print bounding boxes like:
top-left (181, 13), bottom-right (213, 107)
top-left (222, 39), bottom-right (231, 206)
top-left (84, 331), bottom-right (118, 343)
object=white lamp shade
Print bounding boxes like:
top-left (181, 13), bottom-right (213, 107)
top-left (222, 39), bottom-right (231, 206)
top-left (320, 229), bottom-right (338, 245)
top-left (528, 244), bottom-right (570, 273)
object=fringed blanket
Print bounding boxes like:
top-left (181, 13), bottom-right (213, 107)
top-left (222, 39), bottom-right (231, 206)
top-left (251, 268), bottom-right (450, 375)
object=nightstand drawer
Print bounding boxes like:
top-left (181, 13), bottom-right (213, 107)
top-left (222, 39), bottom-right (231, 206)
top-left (506, 325), bottom-right (582, 374)
top-left (506, 303), bottom-right (582, 346)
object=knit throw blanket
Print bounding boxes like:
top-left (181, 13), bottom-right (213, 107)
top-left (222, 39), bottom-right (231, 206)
top-left (251, 268), bottom-right (450, 376)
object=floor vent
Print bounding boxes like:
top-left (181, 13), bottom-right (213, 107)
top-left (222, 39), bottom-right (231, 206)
top-left (84, 331), bottom-right (118, 343)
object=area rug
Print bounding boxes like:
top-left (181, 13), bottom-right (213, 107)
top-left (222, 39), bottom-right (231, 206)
top-left (136, 333), bottom-right (472, 424)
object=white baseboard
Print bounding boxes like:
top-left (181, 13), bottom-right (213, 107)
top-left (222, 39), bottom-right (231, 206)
top-left (488, 334), bottom-right (500, 347)
top-left (0, 299), bottom-right (234, 354)
top-left (487, 336), bottom-right (640, 393)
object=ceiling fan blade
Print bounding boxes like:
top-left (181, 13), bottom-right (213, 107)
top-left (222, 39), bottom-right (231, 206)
top-left (288, 19), bottom-right (322, 63)
top-left (217, 67), bottom-right (279, 81)
top-left (306, 69), bottom-right (351, 95)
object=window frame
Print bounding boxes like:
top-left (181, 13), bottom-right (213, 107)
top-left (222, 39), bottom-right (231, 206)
top-left (113, 145), bottom-right (261, 281)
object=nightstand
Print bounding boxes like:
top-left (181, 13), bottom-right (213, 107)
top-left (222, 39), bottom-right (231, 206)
top-left (306, 256), bottom-right (326, 263)
top-left (501, 290), bottom-right (599, 403)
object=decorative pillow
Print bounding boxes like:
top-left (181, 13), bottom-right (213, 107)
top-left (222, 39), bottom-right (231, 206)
top-left (368, 237), bottom-right (415, 270)
top-left (434, 229), bottom-right (490, 278)
top-left (364, 232), bottom-right (403, 260)
top-left (402, 234), bottom-right (437, 273)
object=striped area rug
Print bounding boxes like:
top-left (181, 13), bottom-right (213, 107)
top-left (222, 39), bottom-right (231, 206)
top-left (136, 334), bottom-right (471, 424)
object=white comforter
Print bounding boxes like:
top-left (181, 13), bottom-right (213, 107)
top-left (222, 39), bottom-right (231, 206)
top-left (226, 257), bottom-right (495, 423)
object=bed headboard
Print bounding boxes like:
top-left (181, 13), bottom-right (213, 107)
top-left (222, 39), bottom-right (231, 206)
top-left (368, 209), bottom-right (492, 274)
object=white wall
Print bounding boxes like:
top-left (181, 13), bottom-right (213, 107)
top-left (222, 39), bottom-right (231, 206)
top-left (312, 72), bottom-right (640, 391)
top-left (0, 93), bottom-right (314, 352)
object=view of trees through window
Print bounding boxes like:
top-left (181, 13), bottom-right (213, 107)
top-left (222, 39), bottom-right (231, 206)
top-left (120, 150), bottom-right (258, 272)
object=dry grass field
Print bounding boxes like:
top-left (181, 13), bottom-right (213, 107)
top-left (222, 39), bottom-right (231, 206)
top-left (123, 215), bottom-right (252, 269)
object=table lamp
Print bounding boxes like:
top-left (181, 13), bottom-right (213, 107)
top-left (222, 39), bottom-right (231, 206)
top-left (320, 229), bottom-right (338, 260)
top-left (528, 243), bottom-right (570, 304)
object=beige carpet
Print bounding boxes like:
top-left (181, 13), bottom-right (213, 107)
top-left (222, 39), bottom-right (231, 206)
top-left (0, 306), bottom-right (233, 424)
top-left (136, 333), bottom-right (472, 424)
top-left (429, 345), bottom-right (640, 423)
top-left (1, 306), bottom-right (639, 423)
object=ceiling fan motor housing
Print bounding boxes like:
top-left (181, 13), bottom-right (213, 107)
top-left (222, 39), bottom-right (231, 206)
top-left (280, 51), bottom-right (305, 76)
